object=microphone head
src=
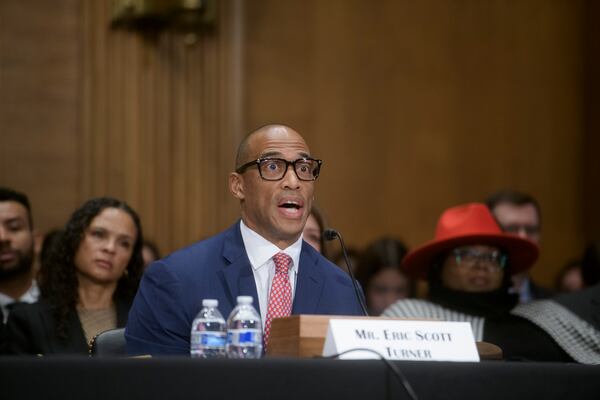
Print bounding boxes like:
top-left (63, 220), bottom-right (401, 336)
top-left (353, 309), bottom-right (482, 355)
top-left (323, 229), bottom-right (338, 241)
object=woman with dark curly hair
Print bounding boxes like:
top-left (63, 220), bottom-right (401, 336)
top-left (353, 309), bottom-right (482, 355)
top-left (3, 197), bottom-right (143, 355)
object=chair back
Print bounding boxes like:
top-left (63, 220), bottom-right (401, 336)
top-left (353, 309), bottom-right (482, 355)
top-left (89, 328), bottom-right (126, 357)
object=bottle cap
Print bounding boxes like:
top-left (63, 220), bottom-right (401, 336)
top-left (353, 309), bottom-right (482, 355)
top-left (202, 299), bottom-right (218, 307)
top-left (236, 296), bottom-right (253, 304)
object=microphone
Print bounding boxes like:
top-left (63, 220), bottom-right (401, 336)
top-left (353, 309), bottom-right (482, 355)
top-left (324, 229), bottom-right (369, 316)
top-left (323, 229), bottom-right (337, 242)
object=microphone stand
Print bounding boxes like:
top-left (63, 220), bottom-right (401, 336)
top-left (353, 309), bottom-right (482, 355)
top-left (324, 229), bottom-right (369, 316)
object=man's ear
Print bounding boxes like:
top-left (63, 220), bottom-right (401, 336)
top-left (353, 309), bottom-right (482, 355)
top-left (229, 172), bottom-right (245, 200)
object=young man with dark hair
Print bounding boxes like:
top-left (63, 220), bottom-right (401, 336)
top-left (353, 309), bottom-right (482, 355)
top-left (0, 187), bottom-right (39, 323)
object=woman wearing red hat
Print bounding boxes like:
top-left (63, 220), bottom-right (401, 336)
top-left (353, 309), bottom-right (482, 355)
top-left (383, 203), bottom-right (572, 361)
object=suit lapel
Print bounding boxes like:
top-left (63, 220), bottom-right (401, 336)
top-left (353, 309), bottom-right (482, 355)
top-left (220, 223), bottom-right (260, 311)
top-left (39, 302), bottom-right (87, 354)
top-left (292, 243), bottom-right (325, 314)
top-left (59, 308), bottom-right (89, 353)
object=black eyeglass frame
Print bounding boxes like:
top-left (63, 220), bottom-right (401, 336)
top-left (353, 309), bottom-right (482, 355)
top-left (235, 157), bottom-right (323, 181)
top-left (452, 248), bottom-right (508, 270)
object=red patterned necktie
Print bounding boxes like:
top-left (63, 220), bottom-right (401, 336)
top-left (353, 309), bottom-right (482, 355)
top-left (264, 252), bottom-right (293, 346)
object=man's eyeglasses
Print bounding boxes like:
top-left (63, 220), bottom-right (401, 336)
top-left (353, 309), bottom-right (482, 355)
top-left (235, 157), bottom-right (322, 181)
top-left (452, 248), bottom-right (507, 271)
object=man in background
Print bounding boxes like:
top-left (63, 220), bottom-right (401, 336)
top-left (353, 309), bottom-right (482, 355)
top-left (486, 189), bottom-right (552, 303)
top-left (0, 187), bottom-right (39, 324)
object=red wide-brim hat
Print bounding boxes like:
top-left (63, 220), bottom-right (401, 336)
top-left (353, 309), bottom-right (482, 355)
top-left (402, 203), bottom-right (539, 280)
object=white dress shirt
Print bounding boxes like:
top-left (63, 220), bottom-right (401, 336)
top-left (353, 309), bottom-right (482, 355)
top-left (239, 220), bottom-right (302, 330)
top-left (0, 280), bottom-right (40, 323)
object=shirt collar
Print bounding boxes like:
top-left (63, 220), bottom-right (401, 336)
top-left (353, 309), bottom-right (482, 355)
top-left (239, 220), bottom-right (302, 272)
top-left (0, 280), bottom-right (39, 307)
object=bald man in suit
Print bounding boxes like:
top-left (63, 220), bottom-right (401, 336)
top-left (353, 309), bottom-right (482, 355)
top-left (126, 124), bottom-right (364, 355)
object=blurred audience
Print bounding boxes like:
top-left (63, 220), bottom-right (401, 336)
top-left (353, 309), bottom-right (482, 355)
top-left (3, 197), bottom-right (144, 355)
top-left (142, 240), bottom-right (161, 269)
top-left (552, 242), bottom-right (600, 294)
top-left (581, 241), bottom-right (600, 288)
top-left (330, 247), bottom-right (361, 274)
top-left (485, 190), bottom-right (552, 303)
top-left (355, 237), bottom-right (414, 315)
top-left (302, 205), bottom-right (326, 256)
top-left (554, 259), bottom-right (583, 293)
top-left (383, 203), bottom-right (572, 361)
top-left (513, 241), bottom-right (600, 364)
top-left (0, 187), bottom-right (39, 324)
top-left (36, 229), bottom-right (64, 287)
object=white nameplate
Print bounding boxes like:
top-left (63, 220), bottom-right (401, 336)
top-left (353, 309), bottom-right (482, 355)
top-left (322, 319), bottom-right (479, 362)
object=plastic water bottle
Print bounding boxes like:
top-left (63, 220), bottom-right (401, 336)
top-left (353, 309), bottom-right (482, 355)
top-left (190, 299), bottom-right (227, 358)
top-left (226, 296), bottom-right (263, 359)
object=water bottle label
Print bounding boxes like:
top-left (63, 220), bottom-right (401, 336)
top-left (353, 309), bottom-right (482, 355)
top-left (199, 331), bottom-right (226, 347)
top-left (227, 329), bottom-right (262, 346)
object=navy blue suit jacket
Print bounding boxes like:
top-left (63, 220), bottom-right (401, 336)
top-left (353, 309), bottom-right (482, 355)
top-left (125, 222), bottom-right (364, 355)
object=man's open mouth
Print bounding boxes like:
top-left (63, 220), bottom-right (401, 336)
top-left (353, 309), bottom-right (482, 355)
top-left (279, 201), bottom-right (301, 210)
